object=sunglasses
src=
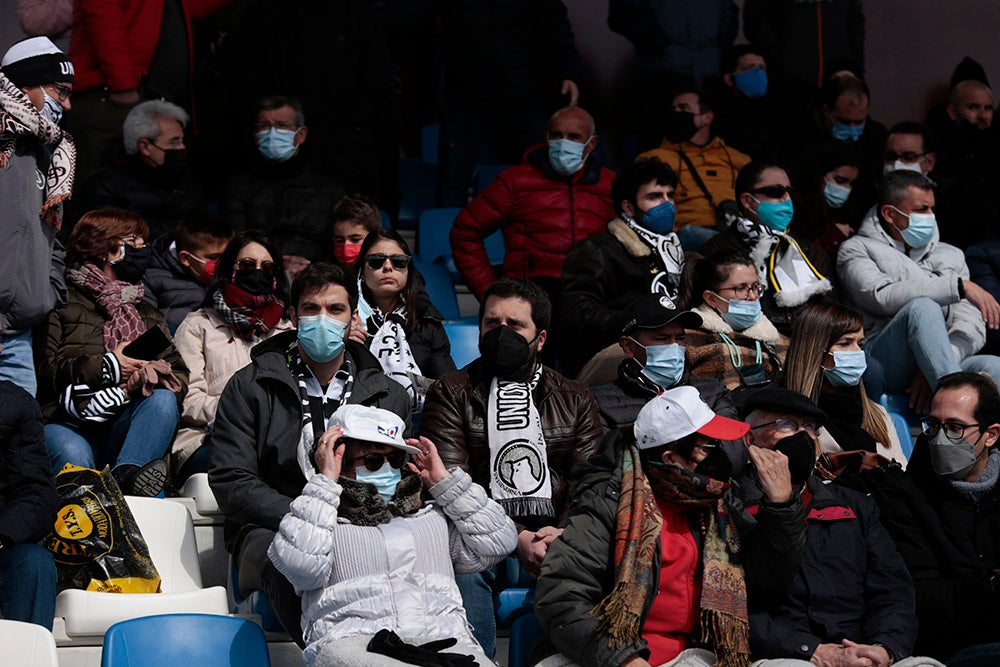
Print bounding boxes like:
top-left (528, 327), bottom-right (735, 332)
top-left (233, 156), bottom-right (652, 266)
top-left (235, 258), bottom-right (276, 276)
top-left (365, 253), bottom-right (411, 271)
top-left (347, 450), bottom-right (408, 472)
top-left (750, 185), bottom-right (795, 199)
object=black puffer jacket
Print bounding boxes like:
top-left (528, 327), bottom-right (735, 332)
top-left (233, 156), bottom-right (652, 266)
top-left (533, 428), bottom-right (807, 667)
top-left (421, 360), bottom-right (603, 531)
top-left (142, 234), bottom-right (209, 332)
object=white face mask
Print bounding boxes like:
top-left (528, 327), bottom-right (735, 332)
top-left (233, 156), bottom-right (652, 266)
top-left (39, 87), bottom-right (63, 125)
top-left (883, 159), bottom-right (923, 175)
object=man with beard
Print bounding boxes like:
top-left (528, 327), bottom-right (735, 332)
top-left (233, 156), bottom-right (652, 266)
top-left (420, 278), bottom-right (603, 658)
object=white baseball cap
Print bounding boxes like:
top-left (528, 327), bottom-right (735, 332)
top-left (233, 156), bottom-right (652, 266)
top-left (634, 386), bottom-right (749, 450)
top-left (330, 404), bottom-right (419, 454)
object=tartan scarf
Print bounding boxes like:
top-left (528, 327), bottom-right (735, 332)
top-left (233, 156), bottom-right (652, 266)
top-left (591, 444), bottom-right (750, 667)
top-left (0, 72), bottom-right (75, 230)
top-left (214, 284), bottom-right (285, 341)
top-left (66, 263), bottom-right (146, 352)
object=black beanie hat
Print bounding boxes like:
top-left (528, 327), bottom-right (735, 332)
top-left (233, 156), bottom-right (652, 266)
top-left (950, 56), bottom-right (990, 90)
top-left (1, 36), bottom-right (74, 88)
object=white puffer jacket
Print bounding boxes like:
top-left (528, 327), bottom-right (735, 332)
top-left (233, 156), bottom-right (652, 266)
top-left (268, 468), bottom-right (517, 666)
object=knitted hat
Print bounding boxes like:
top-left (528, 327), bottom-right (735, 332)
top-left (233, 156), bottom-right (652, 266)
top-left (1, 37), bottom-right (74, 88)
top-left (950, 56), bottom-right (990, 90)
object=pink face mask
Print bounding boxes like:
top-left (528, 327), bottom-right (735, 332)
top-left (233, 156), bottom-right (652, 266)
top-left (334, 242), bottom-right (363, 265)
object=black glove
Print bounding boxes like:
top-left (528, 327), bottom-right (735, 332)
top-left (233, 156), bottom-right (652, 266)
top-left (367, 629), bottom-right (478, 667)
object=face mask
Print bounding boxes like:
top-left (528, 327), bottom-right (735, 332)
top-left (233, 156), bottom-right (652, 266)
top-left (891, 206), bottom-right (937, 248)
top-left (110, 244), bottom-right (152, 284)
top-left (772, 431), bottom-right (817, 486)
top-left (823, 350), bottom-right (867, 387)
top-left (883, 160), bottom-right (923, 175)
top-left (356, 460), bottom-right (402, 502)
top-left (232, 269), bottom-right (274, 296)
top-left (297, 314), bottom-right (348, 363)
top-left (663, 110), bottom-right (698, 144)
top-left (39, 88), bottom-right (62, 125)
top-left (632, 339), bottom-right (685, 388)
top-left (639, 200), bottom-right (676, 234)
top-left (694, 446), bottom-right (733, 481)
top-left (734, 67), bottom-right (768, 98)
top-left (158, 148), bottom-right (190, 180)
top-left (548, 138), bottom-right (588, 176)
top-left (334, 242), bottom-right (363, 266)
top-left (831, 122), bottom-right (865, 143)
top-left (752, 196), bottom-right (794, 232)
top-left (823, 180), bottom-right (851, 209)
top-left (185, 252), bottom-right (217, 283)
top-left (718, 297), bottom-right (761, 331)
top-left (479, 325), bottom-right (536, 381)
top-left (927, 430), bottom-right (979, 480)
top-left (257, 127), bottom-right (298, 162)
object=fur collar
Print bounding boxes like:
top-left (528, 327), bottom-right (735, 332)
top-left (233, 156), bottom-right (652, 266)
top-left (693, 303), bottom-right (780, 345)
top-left (608, 218), bottom-right (652, 258)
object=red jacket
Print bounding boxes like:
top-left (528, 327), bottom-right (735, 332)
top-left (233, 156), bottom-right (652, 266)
top-left (69, 0), bottom-right (230, 94)
top-left (450, 144), bottom-right (615, 299)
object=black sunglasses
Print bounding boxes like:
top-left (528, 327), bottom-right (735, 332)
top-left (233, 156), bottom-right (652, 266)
top-left (750, 185), bottom-right (795, 199)
top-left (365, 253), bottom-right (411, 271)
top-left (235, 258), bottom-right (276, 276)
top-left (346, 450), bottom-right (408, 472)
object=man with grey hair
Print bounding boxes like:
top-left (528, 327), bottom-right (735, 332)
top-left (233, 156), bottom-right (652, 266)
top-left (837, 169), bottom-right (1000, 412)
top-left (81, 99), bottom-right (203, 239)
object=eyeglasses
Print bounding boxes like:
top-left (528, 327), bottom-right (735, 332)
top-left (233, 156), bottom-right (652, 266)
top-left (750, 185), bottom-right (795, 199)
top-left (255, 121), bottom-right (298, 132)
top-left (884, 151), bottom-right (926, 163)
top-left (48, 83), bottom-right (72, 102)
top-left (750, 419), bottom-right (818, 435)
top-left (365, 253), bottom-right (411, 271)
top-left (235, 258), bottom-right (276, 276)
top-left (347, 450), bottom-right (408, 472)
top-left (717, 282), bottom-right (764, 299)
top-left (921, 417), bottom-right (985, 443)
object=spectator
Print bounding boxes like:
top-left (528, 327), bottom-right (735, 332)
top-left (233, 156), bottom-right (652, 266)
top-left (559, 159), bottom-right (684, 378)
top-left (268, 404), bottom-right (516, 667)
top-left (638, 89), bottom-right (751, 251)
top-left (38, 208), bottom-right (187, 497)
top-left (791, 142), bottom-right (861, 257)
top-left (679, 251), bottom-right (788, 392)
top-left (0, 36), bottom-right (74, 397)
top-left (837, 170), bottom-right (1000, 413)
top-left (713, 44), bottom-right (785, 160)
top-left (17, 0), bottom-right (73, 49)
top-left (883, 121), bottom-right (937, 177)
top-left (81, 100), bottom-right (203, 240)
top-left (0, 381), bottom-right (59, 629)
top-left (223, 95), bottom-right (345, 276)
top-left (735, 387), bottom-right (925, 666)
top-left (171, 231), bottom-right (292, 482)
top-left (450, 106), bottom-right (616, 307)
top-left (533, 386), bottom-right (805, 667)
top-left (331, 194), bottom-right (382, 269)
top-left (143, 209), bottom-right (234, 332)
top-left (209, 262), bottom-right (410, 644)
top-left (349, 230), bottom-right (456, 419)
top-left (420, 278), bottom-right (603, 657)
top-left (784, 302), bottom-right (907, 466)
top-left (700, 161), bottom-right (835, 335)
top-left (967, 236), bottom-right (1000, 355)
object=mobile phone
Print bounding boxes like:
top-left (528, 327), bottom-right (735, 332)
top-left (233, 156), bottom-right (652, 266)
top-left (122, 326), bottom-right (171, 361)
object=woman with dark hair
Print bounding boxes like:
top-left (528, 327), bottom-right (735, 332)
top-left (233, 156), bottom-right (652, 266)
top-left (791, 144), bottom-right (862, 257)
top-left (39, 208), bottom-right (187, 496)
top-left (171, 231), bottom-right (293, 481)
top-left (680, 250), bottom-right (788, 392)
top-left (349, 230), bottom-right (455, 417)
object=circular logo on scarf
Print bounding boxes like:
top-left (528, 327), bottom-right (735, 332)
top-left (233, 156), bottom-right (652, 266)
top-left (494, 440), bottom-right (546, 495)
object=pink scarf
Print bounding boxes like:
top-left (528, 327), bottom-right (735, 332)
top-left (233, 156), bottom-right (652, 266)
top-left (66, 263), bottom-right (146, 351)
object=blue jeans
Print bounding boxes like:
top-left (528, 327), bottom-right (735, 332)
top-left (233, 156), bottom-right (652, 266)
top-left (0, 543), bottom-right (57, 629)
top-left (44, 388), bottom-right (179, 476)
top-left (0, 330), bottom-right (36, 397)
top-left (455, 567), bottom-right (497, 658)
top-left (676, 225), bottom-right (719, 253)
top-left (948, 642), bottom-right (1000, 667)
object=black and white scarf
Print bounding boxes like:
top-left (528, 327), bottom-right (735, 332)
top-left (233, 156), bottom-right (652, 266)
top-left (624, 215), bottom-right (684, 299)
top-left (486, 366), bottom-right (554, 519)
top-left (287, 344), bottom-right (355, 478)
top-left (733, 216), bottom-right (832, 308)
top-left (362, 297), bottom-right (425, 415)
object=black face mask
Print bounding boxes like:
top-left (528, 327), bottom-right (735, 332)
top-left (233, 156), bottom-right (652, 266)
top-left (232, 269), bottom-right (274, 296)
top-left (663, 110), bottom-right (698, 144)
top-left (157, 147), bottom-right (190, 181)
top-left (110, 245), bottom-right (152, 284)
top-left (772, 431), bottom-right (818, 486)
top-left (479, 325), bottom-right (536, 382)
top-left (694, 445), bottom-right (733, 482)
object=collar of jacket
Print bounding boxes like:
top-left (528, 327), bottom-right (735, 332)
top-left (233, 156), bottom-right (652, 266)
top-left (526, 141), bottom-right (604, 185)
top-left (693, 303), bottom-right (781, 345)
top-left (607, 218), bottom-right (653, 258)
top-left (148, 234), bottom-right (189, 278)
top-left (857, 205), bottom-right (940, 263)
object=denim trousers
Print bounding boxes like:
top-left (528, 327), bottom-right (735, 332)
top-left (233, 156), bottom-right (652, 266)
top-left (454, 567), bottom-right (498, 659)
top-left (0, 330), bottom-right (37, 398)
top-left (0, 543), bottom-right (57, 629)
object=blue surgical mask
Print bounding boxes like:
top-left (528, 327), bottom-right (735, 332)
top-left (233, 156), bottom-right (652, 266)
top-left (832, 122), bottom-right (865, 143)
top-left (823, 350), bottom-right (867, 387)
top-left (297, 314), bottom-right (348, 362)
top-left (734, 66), bottom-right (768, 98)
top-left (257, 127), bottom-right (298, 162)
top-left (823, 180), bottom-right (851, 209)
top-left (891, 206), bottom-right (937, 248)
top-left (548, 138), bottom-right (588, 176)
top-left (39, 88), bottom-right (62, 125)
top-left (639, 200), bottom-right (676, 234)
top-left (716, 296), bottom-right (762, 331)
top-left (356, 461), bottom-right (401, 501)
top-left (752, 197), bottom-right (794, 232)
top-left (632, 339), bottom-right (685, 388)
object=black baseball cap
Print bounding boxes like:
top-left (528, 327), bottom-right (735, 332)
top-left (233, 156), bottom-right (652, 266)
top-left (623, 293), bottom-right (702, 334)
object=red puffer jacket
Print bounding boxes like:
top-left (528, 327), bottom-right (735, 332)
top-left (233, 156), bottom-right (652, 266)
top-left (450, 144), bottom-right (615, 299)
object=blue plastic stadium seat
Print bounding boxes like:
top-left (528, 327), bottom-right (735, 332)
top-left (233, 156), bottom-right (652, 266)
top-left (101, 614), bottom-right (270, 667)
top-left (879, 393), bottom-right (920, 425)
top-left (380, 209), bottom-right (392, 229)
top-left (887, 410), bottom-right (915, 461)
top-left (421, 123), bottom-right (440, 165)
top-left (398, 158), bottom-right (438, 230)
top-left (443, 320), bottom-right (480, 369)
top-left (413, 259), bottom-right (460, 320)
top-left (473, 163), bottom-right (511, 194)
top-left (416, 207), bottom-right (463, 263)
top-left (494, 589), bottom-right (538, 667)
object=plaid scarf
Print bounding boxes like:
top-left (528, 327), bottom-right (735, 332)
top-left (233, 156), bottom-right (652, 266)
top-left (66, 263), bottom-right (146, 352)
top-left (214, 284), bottom-right (285, 341)
top-left (0, 72), bottom-right (75, 230)
top-left (591, 444), bottom-right (750, 667)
